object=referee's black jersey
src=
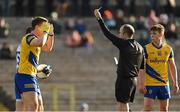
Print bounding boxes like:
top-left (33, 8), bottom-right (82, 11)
top-left (98, 19), bottom-right (144, 78)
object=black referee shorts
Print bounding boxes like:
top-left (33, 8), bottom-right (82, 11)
top-left (115, 76), bottom-right (137, 103)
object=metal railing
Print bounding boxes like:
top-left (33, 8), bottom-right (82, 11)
top-left (40, 83), bottom-right (75, 111)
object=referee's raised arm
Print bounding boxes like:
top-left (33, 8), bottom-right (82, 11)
top-left (94, 8), bottom-right (144, 112)
top-left (94, 8), bottom-right (124, 47)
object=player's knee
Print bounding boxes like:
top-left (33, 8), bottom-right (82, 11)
top-left (144, 104), bottom-right (152, 111)
top-left (160, 106), bottom-right (168, 111)
top-left (15, 101), bottom-right (23, 111)
top-left (160, 108), bottom-right (168, 111)
top-left (39, 106), bottom-right (44, 111)
top-left (29, 103), bottom-right (38, 111)
top-left (38, 96), bottom-right (44, 111)
top-left (38, 103), bottom-right (44, 111)
top-left (24, 101), bottom-right (39, 111)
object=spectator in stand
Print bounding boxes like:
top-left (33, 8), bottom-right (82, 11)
top-left (0, 18), bottom-right (10, 38)
top-left (159, 13), bottom-right (169, 29)
top-left (103, 9), bottom-right (116, 29)
top-left (66, 31), bottom-right (94, 48)
top-left (0, 42), bottom-right (15, 59)
top-left (66, 30), bottom-right (81, 47)
top-left (147, 0), bottom-right (158, 15)
top-left (137, 31), bottom-right (151, 47)
top-left (50, 12), bottom-right (61, 34)
top-left (81, 31), bottom-right (94, 48)
top-left (145, 10), bottom-right (159, 30)
top-left (114, 9), bottom-right (125, 29)
top-left (64, 18), bottom-right (75, 31)
top-left (74, 18), bottom-right (94, 47)
top-left (135, 16), bottom-right (146, 30)
top-left (55, 0), bottom-right (69, 16)
top-left (165, 22), bottom-right (179, 45)
top-left (66, 18), bottom-right (94, 48)
top-left (128, 15), bottom-right (136, 28)
top-left (74, 18), bottom-right (87, 35)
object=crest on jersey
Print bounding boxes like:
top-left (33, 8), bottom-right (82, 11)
top-left (164, 51), bottom-right (168, 56)
top-left (157, 51), bottom-right (162, 56)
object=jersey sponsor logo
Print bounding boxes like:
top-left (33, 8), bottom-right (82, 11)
top-left (149, 52), bottom-right (155, 55)
top-left (149, 58), bottom-right (167, 64)
top-left (24, 84), bottom-right (36, 89)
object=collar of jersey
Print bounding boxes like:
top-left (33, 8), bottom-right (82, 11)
top-left (151, 42), bottom-right (163, 49)
top-left (29, 33), bottom-right (38, 38)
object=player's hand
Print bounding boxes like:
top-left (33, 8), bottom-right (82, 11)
top-left (48, 24), bottom-right (54, 36)
top-left (172, 83), bottom-right (179, 94)
top-left (94, 9), bottom-right (102, 19)
top-left (138, 85), bottom-right (147, 94)
top-left (41, 22), bottom-right (50, 33)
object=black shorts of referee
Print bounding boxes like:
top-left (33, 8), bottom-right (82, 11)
top-left (115, 76), bottom-right (137, 103)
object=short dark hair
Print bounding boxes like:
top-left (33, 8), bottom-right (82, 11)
top-left (150, 24), bottom-right (165, 33)
top-left (122, 24), bottom-right (135, 38)
top-left (26, 27), bottom-right (32, 34)
top-left (31, 17), bottom-right (48, 30)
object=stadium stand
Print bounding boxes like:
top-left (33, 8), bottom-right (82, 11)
top-left (0, 87), bottom-right (14, 111)
top-left (0, 103), bottom-right (9, 111)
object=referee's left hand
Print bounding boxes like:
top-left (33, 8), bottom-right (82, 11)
top-left (94, 9), bottom-right (102, 19)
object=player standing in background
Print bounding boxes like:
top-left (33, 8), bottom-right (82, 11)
top-left (15, 17), bottom-right (54, 111)
top-left (138, 24), bottom-right (179, 111)
top-left (94, 8), bottom-right (144, 112)
top-left (16, 27), bottom-right (32, 70)
top-left (15, 26), bottom-right (32, 111)
top-left (16, 45), bottom-right (20, 70)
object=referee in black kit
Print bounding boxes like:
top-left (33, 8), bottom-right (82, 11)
top-left (94, 8), bottom-right (144, 111)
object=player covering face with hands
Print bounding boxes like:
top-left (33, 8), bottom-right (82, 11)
top-left (94, 8), bottom-right (144, 112)
top-left (15, 17), bottom-right (54, 111)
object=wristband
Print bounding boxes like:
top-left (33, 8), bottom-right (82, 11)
top-left (48, 34), bottom-right (54, 36)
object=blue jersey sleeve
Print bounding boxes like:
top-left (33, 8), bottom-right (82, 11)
top-left (26, 35), bottom-right (36, 45)
top-left (169, 48), bottom-right (174, 59)
top-left (143, 46), bottom-right (148, 59)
